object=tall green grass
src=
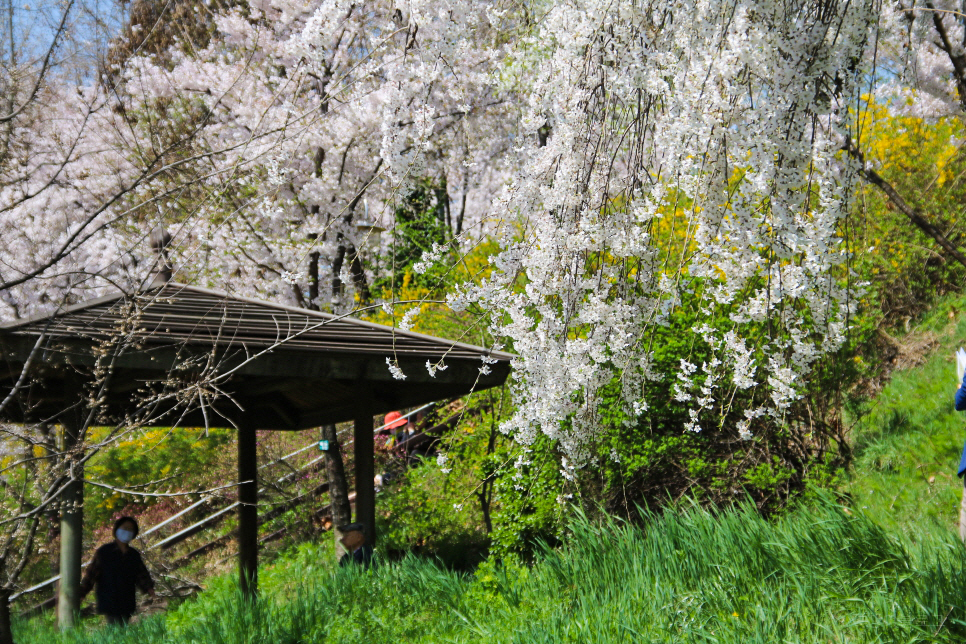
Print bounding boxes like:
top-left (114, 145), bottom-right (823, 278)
top-left (17, 498), bottom-right (966, 643)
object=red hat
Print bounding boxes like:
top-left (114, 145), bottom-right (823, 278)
top-left (384, 411), bottom-right (407, 429)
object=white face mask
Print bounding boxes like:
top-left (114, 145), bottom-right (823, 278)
top-left (115, 528), bottom-right (135, 544)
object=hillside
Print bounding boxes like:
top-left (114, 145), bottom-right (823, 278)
top-left (847, 294), bottom-right (966, 533)
top-left (17, 498), bottom-right (966, 644)
top-left (15, 297), bottom-right (966, 643)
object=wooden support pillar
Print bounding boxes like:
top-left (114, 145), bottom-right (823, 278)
top-left (237, 423), bottom-right (258, 598)
top-left (353, 409), bottom-right (375, 545)
top-left (57, 421), bottom-right (83, 630)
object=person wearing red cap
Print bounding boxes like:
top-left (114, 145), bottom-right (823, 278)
top-left (384, 411), bottom-right (408, 431)
top-left (375, 411), bottom-right (408, 452)
top-left (374, 411), bottom-right (410, 488)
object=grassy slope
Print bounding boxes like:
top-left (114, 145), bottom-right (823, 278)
top-left (20, 298), bottom-right (966, 644)
top-left (847, 293), bottom-right (966, 534)
top-left (17, 499), bottom-right (966, 644)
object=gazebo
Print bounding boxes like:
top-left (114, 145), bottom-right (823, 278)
top-left (0, 282), bottom-right (511, 626)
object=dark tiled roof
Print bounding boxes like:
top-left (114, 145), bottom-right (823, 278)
top-left (0, 283), bottom-right (512, 429)
top-left (0, 283), bottom-right (512, 362)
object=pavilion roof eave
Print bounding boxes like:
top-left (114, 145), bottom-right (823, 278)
top-left (163, 284), bottom-right (516, 363)
top-left (0, 288), bottom-right (130, 330)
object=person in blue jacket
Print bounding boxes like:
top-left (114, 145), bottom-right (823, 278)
top-left (956, 375), bottom-right (966, 540)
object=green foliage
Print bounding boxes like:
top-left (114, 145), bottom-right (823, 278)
top-left (376, 390), bottom-right (568, 563)
top-left (378, 454), bottom-right (490, 570)
top-left (18, 498), bottom-right (966, 643)
top-left (85, 427), bottom-right (232, 527)
top-left (547, 105), bottom-right (966, 522)
top-left (488, 433), bottom-right (567, 561)
top-left (376, 179), bottom-right (452, 295)
top-left (582, 283), bottom-right (854, 520)
top-left (851, 102), bottom-right (966, 327)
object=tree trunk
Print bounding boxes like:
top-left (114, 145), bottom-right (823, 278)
top-left (308, 250), bottom-right (320, 310)
top-left (57, 421), bottom-right (83, 630)
top-left (38, 422), bottom-right (60, 606)
top-left (322, 424), bottom-right (352, 561)
top-left (0, 586), bottom-right (12, 644)
top-left (478, 387), bottom-right (504, 534)
top-left (477, 482), bottom-right (493, 534)
top-left (347, 247), bottom-right (370, 302)
top-left (332, 236), bottom-right (370, 304)
top-left (332, 238), bottom-right (346, 298)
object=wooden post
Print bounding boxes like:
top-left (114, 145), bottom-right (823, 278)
top-left (353, 410), bottom-right (375, 545)
top-left (57, 421), bottom-right (83, 629)
top-left (237, 423), bottom-right (258, 597)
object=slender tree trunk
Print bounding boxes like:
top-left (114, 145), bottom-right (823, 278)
top-left (478, 422), bottom-right (499, 533)
top-left (437, 176), bottom-right (451, 235)
top-left (331, 236), bottom-right (370, 306)
top-left (456, 191), bottom-right (467, 237)
top-left (322, 424), bottom-right (352, 561)
top-left (57, 420), bottom-right (83, 630)
top-left (39, 422), bottom-right (60, 606)
top-left (332, 237), bottom-right (346, 300)
top-left (308, 250), bottom-right (320, 310)
top-left (0, 0), bottom-right (15, 164)
top-left (347, 247), bottom-right (370, 302)
top-left (478, 480), bottom-right (493, 534)
top-left (478, 387), bottom-right (504, 534)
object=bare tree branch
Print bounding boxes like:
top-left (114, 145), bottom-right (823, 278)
top-left (0, 0), bottom-right (76, 124)
top-left (846, 138), bottom-right (966, 270)
top-left (925, 1), bottom-right (966, 111)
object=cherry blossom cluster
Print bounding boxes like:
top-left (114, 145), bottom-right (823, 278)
top-left (875, 1), bottom-right (966, 118)
top-left (0, 0), bottom-right (518, 318)
top-left (0, 0), bottom-right (893, 470)
top-left (447, 0), bottom-right (876, 464)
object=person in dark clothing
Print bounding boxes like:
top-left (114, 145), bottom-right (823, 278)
top-left (338, 522), bottom-right (373, 568)
top-left (79, 516), bottom-right (155, 625)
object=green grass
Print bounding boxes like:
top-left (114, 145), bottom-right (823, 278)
top-left (16, 498), bottom-right (966, 643)
top-left (847, 293), bottom-right (966, 532)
